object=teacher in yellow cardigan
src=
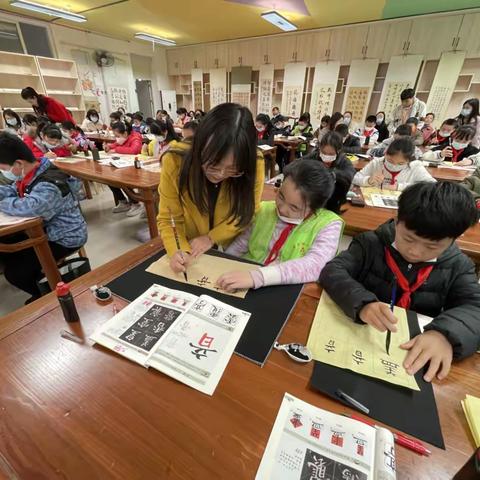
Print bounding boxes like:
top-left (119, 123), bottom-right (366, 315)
top-left (157, 103), bottom-right (265, 273)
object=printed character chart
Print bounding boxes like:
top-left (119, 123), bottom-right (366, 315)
top-left (281, 62), bottom-right (306, 119)
top-left (309, 61), bottom-right (340, 127)
top-left (360, 187), bottom-right (401, 209)
top-left (256, 393), bottom-right (396, 480)
top-left (307, 293), bottom-right (420, 390)
top-left (381, 81), bottom-right (410, 120)
top-left (146, 253), bottom-right (256, 298)
top-left (108, 86), bottom-right (128, 112)
top-left (193, 81), bottom-right (203, 110)
top-left (370, 194), bottom-right (399, 210)
top-left (283, 86), bottom-right (303, 118)
top-left (90, 284), bottom-right (251, 395)
top-left (231, 90), bottom-right (251, 107)
top-left (344, 87), bottom-right (370, 125)
top-left (209, 68), bottom-right (227, 108)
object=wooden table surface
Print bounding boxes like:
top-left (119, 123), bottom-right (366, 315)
top-left (0, 237), bottom-right (478, 479)
top-left (55, 157), bottom-right (161, 239)
top-left (85, 132), bottom-right (117, 143)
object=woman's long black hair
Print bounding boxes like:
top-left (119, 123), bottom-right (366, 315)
top-left (458, 98), bottom-right (480, 126)
top-left (178, 103), bottom-right (258, 228)
top-left (150, 120), bottom-right (180, 143)
top-left (21, 87), bottom-right (47, 116)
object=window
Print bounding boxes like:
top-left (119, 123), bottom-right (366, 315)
top-left (0, 20), bottom-right (23, 54)
top-left (19, 22), bottom-right (53, 57)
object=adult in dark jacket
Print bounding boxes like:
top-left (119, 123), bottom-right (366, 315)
top-left (320, 182), bottom-right (480, 382)
top-left (304, 131), bottom-right (356, 184)
top-left (375, 111), bottom-right (390, 143)
top-left (335, 124), bottom-right (361, 154)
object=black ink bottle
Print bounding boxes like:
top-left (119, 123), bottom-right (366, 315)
top-left (56, 282), bottom-right (80, 323)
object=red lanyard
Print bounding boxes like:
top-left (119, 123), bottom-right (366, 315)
top-left (16, 161), bottom-right (41, 198)
top-left (382, 164), bottom-right (402, 185)
top-left (384, 248), bottom-right (434, 309)
top-left (264, 223), bottom-right (296, 265)
top-left (451, 147), bottom-right (464, 163)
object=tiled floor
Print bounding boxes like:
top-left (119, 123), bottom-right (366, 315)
top-left (0, 185), bottom-right (353, 318)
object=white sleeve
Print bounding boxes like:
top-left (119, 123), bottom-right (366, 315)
top-left (353, 159), bottom-right (380, 186)
top-left (397, 163), bottom-right (435, 191)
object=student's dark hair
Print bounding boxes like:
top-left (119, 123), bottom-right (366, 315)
top-left (145, 117), bottom-right (155, 125)
top-left (111, 121), bottom-right (132, 135)
top-left (298, 113), bottom-right (311, 124)
top-left (398, 181), bottom-right (478, 240)
top-left (40, 122), bottom-right (63, 140)
top-left (320, 131), bottom-right (343, 154)
top-left (109, 111), bottom-right (122, 121)
top-left (23, 113), bottom-right (38, 125)
top-left (283, 159), bottom-right (334, 212)
top-left (325, 169), bottom-right (350, 214)
top-left (133, 112), bottom-right (143, 121)
top-left (400, 88), bottom-right (415, 100)
top-left (273, 115), bottom-right (287, 124)
top-left (3, 108), bottom-right (22, 126)
top-left (329, 112), bottom-right (343, 130)
top-left (321, 114), bottom-right (331, 124)
top-left (425, 112), bottom-right (435, 119)
top-left (272, 106), bottom-right (280, 111)
top-left (176, 107), bottom-right (188, 115)
top-left (395, 124), bottom-right (412, 136)
top-left (459, 98), bottom-right (480, 125)
top-left (376, 111), bottom-right (386, 119)
top-left (61, 121), bottom-right (76, 130)
top-left (178, 103), bottom-right (257, 228)
top-left (86, 109), bottom-right (99, 120)
top-left (150, 120), bottom-right (179, 142)
top-left (406, 116), bottom-right (419, 126)
top-left (21, 86), bottom-right (46, 112)
top-left (386, 137), bottom-right (415, 161)
top-left (301, 112), bottom-right (311, 122)
top-left (441, 118), bottom-right (458, 128)
top-left (183, 121), bottom-right (198, 133)
top-left (366, 115), bottom-right (377, 124)
top-left (344, 111), bottom-right (353, 117)
top-left (0, 131), bottom-right (35, 165)
top-left (453, 124), bottom-right (476, 141)
top-left (334, 123), bottom-right (349, 137)
top-left (256, 113), bottom-right (270, 125)
top-left (194, 109), bottom-right (205, 118)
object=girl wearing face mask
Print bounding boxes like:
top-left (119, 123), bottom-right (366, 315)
top-left (353, 115), bottom-right (380, 146)
top-left (216, 160), bottom-right (348, 291)
top-left (36, 122), bottom-right (75, 158)
top-left (3, 109), bottom-right (23, 136)
top-left (343, 111), bottom-right (353, 128)
top-left (375, 111), bottom-right (390, 143)
top-left (434, 125), bottom-right (479, 165)
top-left (255, 113), bottom-right (274, 146)
top-left (305, 131), bottom-right (356, 184)
top-left (157, 103), bottom-right (265, 274)
top-left (291, 113), bottom-right (313, 156)
top-left (353, 137), bottom-right (435, 191)
top-left (142, 120), bottom-right (180, 158)
top-left (81, 109), bottom-right (105, 132)
top-left (457, 98), bottom-right (480, 148)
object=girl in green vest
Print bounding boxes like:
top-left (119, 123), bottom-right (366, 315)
top-left (216, 159), bottom-right (348, 292)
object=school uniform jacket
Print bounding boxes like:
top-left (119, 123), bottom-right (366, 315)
top-left (432, 144), bottom-right (480, 163)
top-left (319, 220), bottom-right (480, 359)
top-left (342, 134), bottom-right (361, 154)
top-left (108, 131), bottom-right (143, 154)
top-left (34, 96), bottom-right (76, 124)
top-left (303, 150), bottom-right (356, 184)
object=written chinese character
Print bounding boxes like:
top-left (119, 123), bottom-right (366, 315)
top-left (352, 350), bottom-right (365, 365)
top-left (197, 276), bottom-right (211, 287)
top-left (381, 359), bottom-right (399, 376)
top-left (324, 339), bottom-right (336, 353)
top-left (307, 455), bottom-right (327, 479)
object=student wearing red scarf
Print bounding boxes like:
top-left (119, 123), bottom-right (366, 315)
top-left (21, 87), bottom-right (76, 124)
top-left (433, 125), bottom-right (479, 163)
top-left (320, 181), bottom-right (480, 383)
top-left (255, 114), bottom-right (274, 146)
top-left (431, 118), bottom-right (457, 148)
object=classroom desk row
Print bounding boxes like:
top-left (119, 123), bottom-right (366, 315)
top-left (0, 236), bottom-right (478, 479)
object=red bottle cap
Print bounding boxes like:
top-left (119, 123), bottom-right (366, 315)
top-left (56, 282), bottom-right (70, 297)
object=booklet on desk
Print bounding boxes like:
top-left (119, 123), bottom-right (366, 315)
top-left (106, 249), bottom-right (303, 366)
top-left (256, 393), bottom-right (396, 480)
top-left (90, 284), bottom-right (250, 395)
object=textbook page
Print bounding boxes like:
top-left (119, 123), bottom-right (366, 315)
top-left (256, 393), bottom-right (396, 480)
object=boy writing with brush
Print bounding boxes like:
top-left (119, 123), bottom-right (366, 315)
top-left (320, 182), bottom-right (480, 382)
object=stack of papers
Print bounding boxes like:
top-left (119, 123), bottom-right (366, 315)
top-left (462, 394), bottom-right (480, 447)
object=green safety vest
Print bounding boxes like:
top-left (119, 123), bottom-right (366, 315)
top-left (244, 201), bottom-right (344, 264)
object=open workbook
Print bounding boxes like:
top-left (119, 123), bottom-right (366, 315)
top-left (256, 393), bottom-right (396, 480)
top-left (90, 284), bottom-right (251, 395)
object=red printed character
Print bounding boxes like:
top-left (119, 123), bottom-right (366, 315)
top-left (289, 412), bottom-right (303, 429)
top-left (199, 333), bottom-right (214, 349)
top-left (331, 430), bottom-right (344, 447)
top-left (310, 421), bottom-right (322, 439)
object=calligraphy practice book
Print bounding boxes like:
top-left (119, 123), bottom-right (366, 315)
top-left (146, 253), bottom-right (257, 298)
top-left (307, 293), bottom-right (419, 391)
top-left (360, 187), bottom-right (401, 208)
top-left (256, 393), bottom-right (396, 480)
top-left (90, 284), bottom-right (251, 395)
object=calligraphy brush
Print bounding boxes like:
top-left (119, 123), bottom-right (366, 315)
top-left (168, 208), bottom-right (188, 282)
top-left (386, 278), bottom-right (397, 355)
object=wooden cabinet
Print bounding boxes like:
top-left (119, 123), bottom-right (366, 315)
top-left (382, 20), bottom-right (412, 59)
top-left (328, 28), bottom-right (349, 64)
top-left (228, 40), bottom-right (261, 68)
top-left (345, 25), bottom-right (369, 61)
top-left (457, 13), bottom-right (480, 57)
top-left (364, 23), bottom-right (389, 61)
top-left (310, 30), bottom-right (331, 63)
top-left (190, 46), bottom-right (206, 70)
top-left (294, 33), bottom-right (315, 65)
top-left (166, 49), bottom-right (182, 75)
top-left (269, 35), bottom-right (298, 66)
top-left (205, 43), bottom-right (228, 69)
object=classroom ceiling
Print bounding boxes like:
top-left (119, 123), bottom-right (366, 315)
top-left (1, 0), bottom-right (480, 46)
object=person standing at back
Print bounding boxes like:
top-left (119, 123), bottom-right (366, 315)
top-left (390, 88), bottom-right (426, 131)
top-left (456, 98), bottom-right (480, 148)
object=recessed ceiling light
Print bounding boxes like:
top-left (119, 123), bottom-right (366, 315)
top-left (134, 32), bottom-right (176, 46)
top-left (261, 11), bottom-right (297, 32)
top-left (9, 0), bottom-right (87, 23)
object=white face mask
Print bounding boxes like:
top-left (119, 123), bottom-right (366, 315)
top-left (90, 116), bottom-right (99, 123)
top-left (384, 159), bottom-right (408, 172)
top-left (276, 206), bottom-right (303, 225)
top-left (376, 117), bottom-right (384, 125)
top-left (365, 125), bottom-right (375, 132)
top-left (6, 118), bottom-right (18, 126)
top-left (156, 135), bottom-right (166, 142)
top-left (116, 136), bottom-right (127, 145)
top-left (2, 165), bottom-right (22, 181)
top-left (297, 124), bottom-right (306, 130)
top-left (320, 152), bottom-right (336, 165)
top-left (275, 123), bottom-right (284, 129)
top-left (439, 130), bottom-right (451, 138)
top-left (344, 117), bottom-right (351, 125)
top-left (452, 140), bottom-right (469, 150)
top-left (461, 108), bottom-right (472, 117)
top-left (256, 126), bottom-right (265, 132)
top-left (43, 141), bottom-right (58, 150)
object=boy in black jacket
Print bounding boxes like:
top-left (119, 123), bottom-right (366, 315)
top-left (319, 181), bottom-right (480, 383)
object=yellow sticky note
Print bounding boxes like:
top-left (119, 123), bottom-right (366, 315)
top-left (463, 395), bottom-right (480, 448)
top-left (307, 292), bottom-right (420, 391)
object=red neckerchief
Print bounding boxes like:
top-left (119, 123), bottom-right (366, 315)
top-left (16, 160), bottom-right (41, 198)
top-left (264, 223), bottom-right (296, 265)
top-left (257, 130), bottom-right (266, 140)
top-left (384, 248), bottom-right (434, 309)
top-left (364, 128), bottom-right (374, 138)
top-left (451, 146), bottom-right (464, 163)
top-left (382, 163), bottom-right (402, 185)
top-left (436, 132), bottom-right (448, 143)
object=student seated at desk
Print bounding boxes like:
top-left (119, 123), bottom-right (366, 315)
top-left (255, 113), bottom-right (274, 146)
top-left (182, 121), bottom-right (198, 141)
top-left (157, 102), bottom-right (264, 274)
top-left (431, 125), bottom-right (479, 164)
top-left (0, 132), bottom-right (87, 302)
top-left (375, 111), bottom-right (390, 143)
top-left (320, 181), bottom-right (480, 382)
top-left (36, 122), bottom-right (76, 159)
top-left (368, 124), bottom-right (422, 160)
top-left (217, 160), bottom-right (348, 291)
top-left (343, 111), bottom-right (353, 129)
top-left (61, 121), bottom-right (91, 154)
top-left (405, 117), bottom-right (424, 146)
top-left (173, 108), bottom-right (189, 130)
top-left (104, 122), bottom-right (142, 155)
top-left (314, 115), bottom-right (331, 141)
top-left (142, 120), bottom-right (179, 158)
top-left (421, 112), bottom-right (437, 146)
top-left (304, 131), bottom-right (356, 184)
top-left (353, 115), bottom-right (379, 147)
top-left (3, 109), bottom-right (23, 136)
top-left (334, 123), bottom-right (361, 155)
top-left (81, 109), bottom-right (105, 132)
top-left (272, 115), bottom-right (291, 173)
top-left (354, 138), bottom-right (434, 191)
top-left (430, 118), bottom-right (457, 149)
top-left (131, 112), bottom-right (148, 134)
top-left (194, 109), bottom-right (205, 121)
top-left (456, 98), bottom-right (480, 148)
top-left (109, 111), bottom-right (122, 128)
top-left (290, 114), bottom-right (313, 156)
top-left (156, 109), bottom-right (171, 124)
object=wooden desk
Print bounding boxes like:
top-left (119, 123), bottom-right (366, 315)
top-left (259, 145), bottom-right (277, 179)
top-left (353, 159), bottom-right (472, 182)
top-left (0, 238), bottom-right (477, 479)
top-left (85, 132), bottom-right (116, 143)
top-left (55, 158), bottom-right (160, 239)
top-left (274, 137), bottom-right (307, 164)
top-left (0, 217), bottom-right (61, 291)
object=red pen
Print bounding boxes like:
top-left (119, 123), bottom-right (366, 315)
top-left (343, 413), bottom-right (432, 456)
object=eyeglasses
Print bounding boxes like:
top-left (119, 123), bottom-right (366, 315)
top-left (203, 163), bottom-right (244, 178)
